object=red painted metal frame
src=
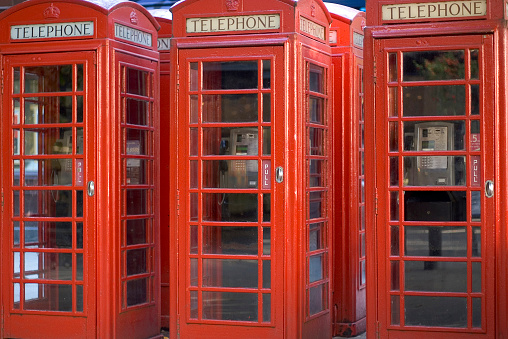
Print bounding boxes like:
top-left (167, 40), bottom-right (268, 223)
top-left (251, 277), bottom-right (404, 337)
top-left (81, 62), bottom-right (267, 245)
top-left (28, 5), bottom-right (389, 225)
top-left (168, 0), bottom-right (333, 338)
top-left (365, 1), bottom-right (506, 338)
top-left (0, 1), bottom-right (161, 338)
top-left (328, 5), bottom-right (367, 337)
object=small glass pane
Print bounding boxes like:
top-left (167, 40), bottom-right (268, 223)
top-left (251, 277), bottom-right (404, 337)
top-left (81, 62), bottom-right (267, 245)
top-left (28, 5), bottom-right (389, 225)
top-left (127, 249), bottom-right (147, 276)
top-left (126, 159), bottom-right (147, 185)
top-left (202, 226), bottom-right (257, 255)
top-left (190, 291), bottom-right (198, 319)
top-left (190, 62), bottom-right (199, 92)
top-left (309, 223), bottom-right (323, 251)
top-left (190, 225), bottom-right (198, 255)
top-left (76, 285), bottom-right (84, 312)
top-left (263, 294), bottom-right (271, 322)
top-left (403, 50), bottom-right (465, 81)
top-left (263, 194), bottom-right (271, 222)
top-left (405, 226), bottom-right (466, 257)
top-left (203, 160), bottom-right (258, 188)
top-left (389, 87), bottom-right (398, 117)
top-left (471, 191), bottom-right (481, 221)
top-left (309, 191), bottom-right (324, 219)
top-left (391, 261), bottom-right (399, 291)
top-left (390, 226), bottom-right (399, 256)
top-left (127, 278), bottom-right (147, 306)
top-left (203, 61), bottom-right (257, 90)
top-left (203, 127), bottom-right (258, 156)
top-left (76, 253), bottom-right (83, 281)
top-left (24, 96), bottom-right (72, 124)
top-left (202, 94), bottom-right (258, 123)
top-left (390, 157), bottom-right (399, 186)
top-left (470, 49), bottom-right (479, 80)
top-left (389, 122), bottom-right (398, 152)
top-left (470, 120), bottom-right (480, 151)
top-left (403, 120), bottom-right (465, 151)
top-left (76, 128), bottom-right (84, 154)
top-left (263, 227), bottom-right (271, 255)
top-left (190, 95), bottom-right (199, 124)
top-left (24, 221), bottom-right (72, 249)
top-left (77, 64), bottom-right (84, 91)
top-left (190, 193), bottom-right (198, 222)
top-left (126, 129), bottom-right (148, 155)
top-left (309, 96), bottom-right (324, 124)
top-left (389, 53), bottom-right (397, 82)
top-left (403, 85), bottom-right (465, 116)
top-left (25, 128), bottom-right (73, 155)
top-left (404, 191), bottom-right (467, 222)
top-left (263, 60), bottom-right (271, 89)
top-left (203, 259), bottom-right (258, 288)
top-left (403, 156), bottom-right (466, 186)
top-left (309, 160), bottom-right (325, 187)
top-left (190, 259), bottom-right (198, 287)
top-left (127, 68), bottom-right (148, 96)
top-left (77, 222), bottom-right (83, 249)
top-left (13, 160), bottom-right (20, 186)
top-left (190, 128), bottom-right (198, 156)
top-left (25, 65), bottom-right (73, 93)
top-left (190, 160), bottom-right (198, 189)
top-left (24, 284), bottom-right (72, 311)
top-left (126, 189), bottom-right (147, 215)
top-left (24, 190), bottom-right (72, 217)
top-left (263, 93), bottom-right (271, 122)
top-left (126, 99), bottom-right (148, 126)
top-left (309, 254), bottom-right (323, 283)
top-left (391, 295), bottom-right (400, 325)
top-left (13, 222), bottom-right (20, 247)
top-left (405, 261), bottom-right (467, 292)
top-left (390, 191), bottom-right (399, 221)
top-left (25, 252), bottom-right (72, 280)
top-left (202, 292), bottom-right (257, 321)
top-left (263, 127), bottom-right (271, 155)
top-left (24, 159), bottom-right (73, 186)
top-left (472, 262), bottom-right (481, 292)
top-left (13, 99), bottom-right (20, 124)
top-left (77, 96), bottom-right (83, 123)
top-left (405, 296), bottom-right (467, 328)
top-left (309, 284), bottom-right (326, 315)
top-left (14, 283), bottom-right (20, 309)
top-left (472, 298), bottom-right (481, 328)
top-left (14, 67), bottom-right (20, 94)
top-left (263, 260), bottom-right (271, 288)
top-left (202, 193), bottom-right (257, 222)
top-left (360, 205), bottom-right (366, 229)
top-left (13, 129), bottom-right (20, 155)
top-left (309, 64), bottom-right (324, 94)
top-left (126, 219), bottom-right (147, 245)
top-left (14, 252), bottom-right (20, 278)
top-left (472, 227), bottom-right (481, 257)
top-left (471, 84), bottom-right (480, 115)
top-left (14, 190), bottom-right (20, 217)
top-left (308, 127), bottom-right (325, 155)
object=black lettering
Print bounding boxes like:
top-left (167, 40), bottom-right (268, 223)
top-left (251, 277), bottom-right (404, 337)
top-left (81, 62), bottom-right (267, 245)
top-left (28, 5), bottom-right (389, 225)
top-left (408, 5), bottom-right (416, 18)
top-left (417, 5), bottom-right (425, 18)
top-left (200, 19), bottom-right (208, 32)
top-left (218, 18), bottom-right (226, 30)
top-left (257, 16), bottom-right (267, 28)
top-left (268, 15), bottom-right (277, 28)
top-left (13, 27), bottom-right (22, 39)
top-left (438, 3), bottom-right (447, 17)
top-left (84, 23), bottom-right (92, 35)
top-left (74, 23), bottom-right (82, 35)
top-left (449, 3), bottom-right (460, 16)
top-left (474, 1), bottom-right (483, 15)
top-left (227, 18), bottom-right (235, 30)
top-left (47, 25), bottom-right (54, 36)
top-left (55, 24), bottom-right (63, 36)
top-left (398, 6), bottom-right (406, 19)
top-left (428, 4), bottom-right (437, 17)
top-left (23, 27), bottom-right (30, 38)
top-left (38, 26), bottom-right (45, 38)
top-left (237, 16), bottom-right (245, 30)
top-left (64, 25), bottom-right (73, 36)
top-left (246, 17), bottom-right (256, 29)
top-left (461, 2), bottom-right (472, 15)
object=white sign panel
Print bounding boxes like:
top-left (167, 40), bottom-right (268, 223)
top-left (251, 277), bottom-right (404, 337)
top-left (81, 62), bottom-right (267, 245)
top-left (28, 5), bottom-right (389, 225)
top-left (299, 16), bottom-right (325, 41)
top-left (186, 14), bottom-right (280, 34)
top-left (11, 21), bottom-right (94, 40)
top-left (353, 32), bottom-right (364, 48)
top-left (115, 23), bottom-right (152, 47)
top-left (158, 38), bottom-right (171, 51)
top-left (382, 1), bottom-right (487, 21)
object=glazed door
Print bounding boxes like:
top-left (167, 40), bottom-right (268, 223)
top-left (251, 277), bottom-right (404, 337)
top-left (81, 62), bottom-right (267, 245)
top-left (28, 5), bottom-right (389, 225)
top-left (373, 35), bottom-right (495, 338)
top-left (176, 46), bottom-right (284, 338)
top-left (1, 52), bottom-right (96, 338)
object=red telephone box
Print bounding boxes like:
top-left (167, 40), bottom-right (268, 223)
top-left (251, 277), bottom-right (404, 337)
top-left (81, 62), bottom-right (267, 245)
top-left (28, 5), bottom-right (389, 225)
top-left (0, 1), bottom-right (161, 338)
top-left (150, 8), bottom-right (172, 331)
top-left (168, 0), bottom-right (332, 338)
top-left (364, 0), bottom-right (507, 338)
top-left (326, 3), bottom-right (366, 337)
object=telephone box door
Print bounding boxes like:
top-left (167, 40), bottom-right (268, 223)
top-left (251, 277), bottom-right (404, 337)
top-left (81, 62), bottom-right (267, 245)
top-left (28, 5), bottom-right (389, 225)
top-left (175, 46), bottom-right (284, 338)
top-left (1, 51), bottom-right (96, 339)
top-left (372, 34), bottom-right (495, 339)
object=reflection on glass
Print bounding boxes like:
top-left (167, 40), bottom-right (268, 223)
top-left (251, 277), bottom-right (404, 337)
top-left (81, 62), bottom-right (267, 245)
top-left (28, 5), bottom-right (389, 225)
top-left (203, 259), bottom-right (258, 288)
top-left (203, 160), bottom-right (258, 188)
top-left (263, 127), bottom-right (271, 155)
top-left (24, 190), bottom-right (72, 217)
top-left (391, 295), bottom-right (400, 325)
top-left (360, 205), bottom-right (365, 229)
top-left (190, 128), bottom-right (198, 156)
top-left (263, 260), bottom-right (271, 288)
top-left (390, 157), bottom-right (399, 186)
top-left (403, 156), bottom-right (466, 186)
top-left (390, 191), bottom-right (399, 221)
top-left (202, 94), bottom-right (258, 123)
top-left (471, 191), bottom-right (481, 221)
top-left (263, 294), bottom-right (271, 322)
top-left (391, 261), bottom-right (399, 291)
top-left (190, 62), bottom-right (199, 91)
top-left (202, 226), bottom-right (257, 255)
top-left (14, 68), bottom-right (20, 94)
top-left (13, 221), bottom-right (20, 247)
top-left (405, 261), bottom-right (467, 292)
top-left (127, 249), bottom-right (147, 275)
top-left (203, 292), bottom-right (257, 321)
top-left (473, 227), bottom-right (481, 257)
top-left (389, 87), bottom-right (397, 117)
top-left (263, 93), bottom-right (271, 122)
top-left (202, 193), bottom-right (257, 222)
top-left (309, 223), bottom-right (324, 251)
top-left (190, 291), bottom-right (198, 319)
top-left (263, 60), bottom-right (271, 89)
top-left (190, 193), bottom-right (198, 222)
top-left (126, 99), bottom-right (148, 126)
top-left (126, 159), bottom-right (147, 185)
top-left (127, 68), bottom-right (148, 96)
top-left (14, 160), bottom-right (20, 186)
top-left (473, 298), bottom-right (481, 328)
top-left (389, 53), bottom-right (397, 82)
top-left (389, 122), bottom-right (398, 152)
top-left (127, 219), bottom-right (147, 245)
top-left (403, 50), bottom-right (465, 81)
top-left (126, 189), bottom-right (147, 215)
top-left (309, 191), bottom-right (324, 219)
top-left (24, 221), bottom-right (72, 248)
top-left (126, 129), bottom-right (148, 155)
top-left (14, 190), bottom-right (20, 216)
top-left (127, 278), bottom-right (147, 306)
top-left (309, 160), bottom-right (325, 187)
top-left (309, 284), bottom-right (326, 315)
top-left (471, 84), bottom-right (480, 115)
top-left (309, 127), bottom-right (324, 155)
top-left (403, 85), bottom-right (465, 116)
top-left (190, 258), bottom-right (198, 287)
top-left (190, 225), bottom-right (198, 255)
top-left (309, 64), bottom-right (324, 94)
top-left (25, 128), bottom-right (72, 155)
top-left (470, 49), bottom-right (479, 80)
top-left (77, 253), bottom-right (83, 281)
top-left (25, 96), bottom-right (73, 124)
top-left (473, 262), bottom-right (481, 292)
top-left (405, 296), bottom-right (467, 327)
top-left (25, 65), bottom-right (73, 93)
top-left (24, 159), bottom-right (73, 186)
top-left (13, 99), bottom-right (20, 124)
top-left (309, 254), bottom-right (323, 283)
top-left (190, 95), bottom-right (199, 124)
top-left (404, 191), bottom-right (467, 221)
top-left (190, 160), bottom-right (198, 189)
top-left (24, 252), bottom-right (73, 280)
top-left (391, 226), bottom-right (399, 256)
top-left (77, 64), bottom-right (84, 92)
top-left (13, 129), bottom-right (20, 155)
top-left (405, 226), bottom-right (466, 257)
top-left (263, 227), bottom-right (271, 255)
top-left (309, 96), bottom-right (324, 124)
top-left (203, 61), bottom-right (257, 90)
top-left (24, 284), bottom-right (73, 311)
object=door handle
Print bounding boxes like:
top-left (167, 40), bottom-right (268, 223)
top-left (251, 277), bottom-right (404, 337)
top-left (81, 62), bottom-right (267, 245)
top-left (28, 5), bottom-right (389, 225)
top-left (87, 181), bottom-right (95, 197)
top-left (485, 180), bottom-right (494, 198)
top-left (275, 166), bottom-right (283, 183)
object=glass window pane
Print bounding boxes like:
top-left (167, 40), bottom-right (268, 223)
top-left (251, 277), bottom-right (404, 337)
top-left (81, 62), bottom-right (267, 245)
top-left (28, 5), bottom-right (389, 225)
top-left (13, 160), bottom-right (20, 186)
top-left (405, 296), bottom-right (467, 328)
top-left (190, 62), bottom-right (198, 91)
top-left (473, 298), bottom-right (481, 328)
top-left (126, 189), bottom-right (147, 215)
top-left (77, 64), bottom-right (84, 91)
top-left (202, 193), bottom-right (257, 222)
top-left (203, 61), bottom-right (258, 90)
top-left (309, 254), bottom-right (323, 283)
top-left (263, 294), bottom-right (271, 322)
top-left (203, 259), bottom-right (258, 288)
top-left (471, 191), bottom-right (481, 221)
top-left (470, 49), bottom-right (479, 80)
top-left (391, 295), bottom-right (400, 325)
top-left (127, 278), bottom-right (147, 306)
top-left (77, 222), bottom-right (83, 249)
top-left (203, 127), bottom-right (258, 156)
top-left (127, 249), bottom-right (147, 275)
top-left (473, 262), bottom-right (481, 292)
top-left (389, 122), bottom-right (398, 152)
top-left (471, 84), bottom-right (480, 115)
top-left (24, 128), bottom-right (73, 155)
top-left (25, 252), bottom-right (72, 280)
top-left (405, 226), bottom-right (466, 257)
top-left (263, 60), bottom-right (271, 89)
top-left (202, 292), bottom-right (257, 321)
top-left (403, 50), bottom-right (465, 81)
top-left (127, 68), bottom-right (148, 96)
top-left (126, 219), bottom-right (147, 245)
top-left (24, 159), bottom-right (73, 186)
top-left (126, 99), bottom-right (148, 126)
top-left (389, 87), bottom-right (398, 117)
top-left (76, 285), bottom-right (84, 312)
top-left (403, 85), bottom-right (465, 116)
top-left (403, 156), bottom-right (466, 186)
top-left (190, 95), bottom-right (199, 124)
top-left (391, 226), bottom-right (399, 256)
top-left (309, 160), bottom-right (325, 187)
top-left (14, 67), bottom-right (20, 94)
top-left (309, 191), bottom-right (325, 219)
top-left (309, 96), bottom-right (324, 124)
top-left (190, 160), bottom-right (198, 189)
top-left (202, 226), bottom-right (257, 255)
top-left (190, 225), bottom-right (198, 255)
top-left (263, 93), bottom-right (271, 122)
top-left (391, 261), bottom-right (399, 291)
top-left (126, 159), bottom-right (147, 185)
top-left (263, 227), bottom-right (271, 255)
top-left (77, 96), bottom-right (83, 123)
top-left (263, 194), bottom-right (271, 222)
top-left (390, 157), bottom-right (398, 186)
top-left (24, 190), bottom-right (72, 217)
top-left (309, 64), bottom-right (324, 94)
top-left (203, 160), bottom-right (258, 189)
top-left (389, 53), bottom-right (397, 82)
top-left (24, 221), bottom-right (73, 249)
top-left (24, 284), bottom-right (72, 311)
top-left (202, 94), bottom-right (258, 123)
top-left (308, 127), bottom-right (325, 156)
top-left (263, 127), bottom-right (271, 156)
top-left (405, 261), bottom-right (467, 292)
top-left (309, 283), bottom-right (327, 315)
top-left (190, 258), bottom-right (198, 287)
top-left (263, 260), bottom-right (271, 288)
top-left (473, 227), bottom-right (481, 257)
top-left (13, 221), bottom-right (20, 247)
top-left (309, 222), bottom-right (324, 251)
top-left (190, 128), bottom-right (198, 156)
top-left (126, 129), bottom-right (148, 155)
top-left (190, 291), bottom-right (198, 319)
top-left (390, 191), bottom-right (399, 221)
top-left (13, 129), bottom-right (20, 155)
top-left (24, 65), bottom-right (73, 93)
top-left (404, 191), bottom-right (467, 221)
top-left (13, 99), bottom-right (20, 124)
top-left (403, 121), bottom-right (465, 151)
